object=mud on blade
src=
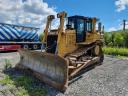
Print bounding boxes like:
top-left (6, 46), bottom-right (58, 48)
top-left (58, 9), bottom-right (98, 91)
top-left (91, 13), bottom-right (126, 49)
top-left (17, 49), bottom-right (68, 91)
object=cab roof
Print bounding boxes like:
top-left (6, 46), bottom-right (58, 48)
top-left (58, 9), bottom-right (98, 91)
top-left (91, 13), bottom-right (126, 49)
top-left (68, 15), bottom-right (99, 21)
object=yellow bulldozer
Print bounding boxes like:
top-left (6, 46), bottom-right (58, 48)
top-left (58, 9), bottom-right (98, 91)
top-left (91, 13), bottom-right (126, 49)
top-left (16, 12), bottom-right (104, 91)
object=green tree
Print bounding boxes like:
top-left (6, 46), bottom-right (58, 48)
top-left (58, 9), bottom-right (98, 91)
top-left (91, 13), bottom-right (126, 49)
top-left (39, 33), bottom-right (44, 41)
top-left (104, 32), bottom-right (112, 46)
top-left (122, 31), bottom-right (128, 47)
top-left (113, 32), bottom-right (124, 47)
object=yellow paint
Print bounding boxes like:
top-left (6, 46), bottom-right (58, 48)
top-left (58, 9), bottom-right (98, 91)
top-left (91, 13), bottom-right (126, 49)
top-left (44, 12), bottom-right (103, 57)
top-left (58, 30), bottom-right (78, 57)
top-left (57, 30), bottom-right (101, 57)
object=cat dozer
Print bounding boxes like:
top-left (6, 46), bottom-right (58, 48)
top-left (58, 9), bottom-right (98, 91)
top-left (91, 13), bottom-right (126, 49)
top-left (16, 12), bottom-right (104, 91)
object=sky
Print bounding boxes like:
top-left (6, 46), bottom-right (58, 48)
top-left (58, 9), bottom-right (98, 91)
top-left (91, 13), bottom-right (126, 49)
top-left (43, 0), bottom-right (128, 32)
top-left (0, 0), bottom-right (128, 32)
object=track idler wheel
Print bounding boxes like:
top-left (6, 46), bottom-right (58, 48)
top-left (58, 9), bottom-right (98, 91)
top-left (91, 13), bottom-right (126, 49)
top-left (93, 45), bottom-right (100, 56)
top-left (92, 45), bottom-right (104, 65)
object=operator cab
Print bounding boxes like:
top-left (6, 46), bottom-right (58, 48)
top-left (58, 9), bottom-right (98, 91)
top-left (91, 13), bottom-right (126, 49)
top-left (67, 16), bottom-right (96, 43)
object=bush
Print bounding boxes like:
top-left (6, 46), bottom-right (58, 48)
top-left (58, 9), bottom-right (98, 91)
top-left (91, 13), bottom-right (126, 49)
top-left (103, 47), bottom-right (128, 56)
top-left (104, 30), bottom-right (128, 47)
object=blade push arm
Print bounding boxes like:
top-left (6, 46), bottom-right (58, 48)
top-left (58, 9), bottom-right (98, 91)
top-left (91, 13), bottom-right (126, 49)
top-left (57, 12), bottom-right (67, 45)
top-left (42, 15), bottom-right (55, 43)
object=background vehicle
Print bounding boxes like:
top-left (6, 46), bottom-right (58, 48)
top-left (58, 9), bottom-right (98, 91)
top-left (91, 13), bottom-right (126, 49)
top-left (0, 23), bottom-right (42, 51)
top-left (17, 12), bottom-right (104, 91)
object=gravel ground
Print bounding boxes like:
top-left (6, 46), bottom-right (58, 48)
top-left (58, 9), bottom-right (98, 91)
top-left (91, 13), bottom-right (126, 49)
top-left (0, 52), bottom-right (20, 69)
top-left (0, 52), bottom-right (128, 96)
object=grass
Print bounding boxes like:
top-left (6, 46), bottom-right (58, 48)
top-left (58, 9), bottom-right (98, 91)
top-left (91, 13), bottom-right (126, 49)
top-left (0, 75), bottom-right (13, 85)
top-left (115, 55), bottom-right (128, 59)
top-left (1, 59), bottom-right (47, 96)
top-left (0, 75), bottom-right (47, 96)
top-left (103, 47), bottom-right (128, 57)
top-left (4, 59), bottom-right (12, 70)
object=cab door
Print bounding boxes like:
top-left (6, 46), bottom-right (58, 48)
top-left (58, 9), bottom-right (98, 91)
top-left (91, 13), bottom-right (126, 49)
top-left (76, 19), bottom-right (85, 43)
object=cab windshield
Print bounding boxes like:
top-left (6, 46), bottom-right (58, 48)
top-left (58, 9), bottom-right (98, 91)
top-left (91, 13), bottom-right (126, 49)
top-left (67, 17), bottom-right (93, 32)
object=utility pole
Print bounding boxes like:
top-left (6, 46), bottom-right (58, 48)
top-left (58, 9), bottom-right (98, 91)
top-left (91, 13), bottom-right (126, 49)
top-left (123, 19), bottom-right (126, 31)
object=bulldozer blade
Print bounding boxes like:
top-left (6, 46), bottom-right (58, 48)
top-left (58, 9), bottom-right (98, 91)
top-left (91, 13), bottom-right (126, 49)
top-left (16, 49), bottom-right (69, 91)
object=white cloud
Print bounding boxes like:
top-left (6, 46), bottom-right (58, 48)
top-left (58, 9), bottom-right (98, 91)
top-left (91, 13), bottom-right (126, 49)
top-left (108, 21), bottom-right (128, 32)
top-left (119, 21), bottom-right (128, 29)
top-left (115, 0), bottom-right (128, 12)
top-left (108, 27), bottom-right (117, 32)
top-left (0, 0), bottom-right (57, 33)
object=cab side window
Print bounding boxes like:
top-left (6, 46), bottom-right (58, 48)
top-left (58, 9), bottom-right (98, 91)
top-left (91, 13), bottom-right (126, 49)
top-left (68, 19), bottom-right (75, 29)
top-left (86, 21), bottom-right (92, 32)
